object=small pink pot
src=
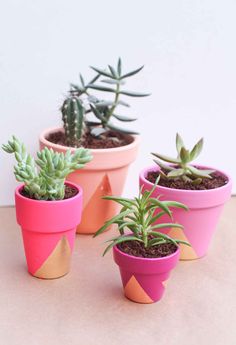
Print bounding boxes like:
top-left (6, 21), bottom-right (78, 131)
top-left (113, 244), bottom-right (180, 303)
top-left (39, 127), bottom-right (139, 234)
top-left (139, 165), bottom-right (232, 260)
top-left (15, 181), bottom-right (83, 279)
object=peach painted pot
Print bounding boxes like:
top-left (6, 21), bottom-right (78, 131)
top-left (113, 244), bottom-right (180, 303)
top-left (139, 165), bottom-right (232, 260)
top-left (15, 181), bottom-right (83, 279)
top-left (39, 127), bottom-right (140, 234)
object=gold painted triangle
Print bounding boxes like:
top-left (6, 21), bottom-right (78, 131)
top-left (124, 275), bottom-right (153, 304)
top-left (78, 174), bottom-right (115, 231)
top-left (34, 236), bottom-right (71, 279)
top-left (168, 227), bottom-right (198, 260)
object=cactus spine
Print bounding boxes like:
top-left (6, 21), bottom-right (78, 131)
top-left (61, 95), bottom-right (86, 147)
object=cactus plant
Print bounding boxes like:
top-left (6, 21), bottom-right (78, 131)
top-left (152, 133), bottom-right (215, 184)
top-left (2, 136), bottom-right (92, 200)
top-left (61, 95), bottom-right (86, 147)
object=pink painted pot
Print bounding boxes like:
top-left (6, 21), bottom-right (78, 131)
top-left (113, 244), bottom-right (180, 303)
top-left (15, 181), bottom-right (83, 279)
top-left (139, 165), bottom-right (232, 260)
top-left (39, 127), bottom-right (139, 234)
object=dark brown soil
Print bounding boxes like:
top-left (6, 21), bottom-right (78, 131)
top-left (20, 185), bottom-right (78, 200)
top-left (118, 239), bottom-right (178, 258)
top-left (146, 168), bottom-right (228, 190)
top-left (47, 130), bottom-right (134, 149)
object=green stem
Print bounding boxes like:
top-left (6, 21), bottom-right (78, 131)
top-left (105, 81), bottom-right (120, 124)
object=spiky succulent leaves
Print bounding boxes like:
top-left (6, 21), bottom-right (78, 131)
top-left (61, 96), bottom-right (86, 147)
top-left (94, 178), bottom-right (189, 256)
top-left (2, 137), bottom-right (92, 200)
top-left (152, 133), bottom-right (215, 183)
top-left (87, 58), bottom-right (150, 135)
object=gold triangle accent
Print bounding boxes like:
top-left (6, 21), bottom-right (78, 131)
top-left (124, 276), bottom-right (153, 304)
top-left (168, 227), bottom-right (198, 260)
top-left (34, 236), bottom-right (71, 279)
top-left (77, 174), bottom-right (116, 233)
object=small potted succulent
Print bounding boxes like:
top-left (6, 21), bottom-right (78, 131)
top-left (39, 58), bottom-right (150, 234)
top-left (94, 179), bottom-right (189, 304)
top-left (2, 137), bottom-right (92, 279)
top-left (139, 134), bottom-right (232, 260)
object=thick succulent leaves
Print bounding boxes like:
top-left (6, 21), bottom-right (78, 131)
top-left (167, 168), bottom-right (185, 178)
top-left (190, 138), bottom-right (204, 161)
top-left (152, 152), bottom-right (180, 164)
top-left (106, 121), bottom-right (139, 135)
top-left (93, 209), bottom-right (133, 237)
top-left (176, 133), bottom-right (185, 155)
top-left (179, 147), bottom-right (190, 164)
top-left (102, 236), bottom-right (142, 256)
top-left (113, 114), bottom-right (137, 122)
top-left (90, 104), bottom-right (107, 122)
top-left (147, 211), bottom-right (166, 226)
top-left (187, 166), bottom-right (214, 178)
top-left (120, 65), bottom-right (144, 79)
top-left (153, 159), bottom-right (173, 172)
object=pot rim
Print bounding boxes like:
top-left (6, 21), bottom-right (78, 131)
top-left (140, 164), bottom-right (232, 194)
top-left (15, 180), bottom-right (82, 204)
top-left (113, 240), bottom-right (180, 262)
top-left (39, 126), bottom-right (140, 154)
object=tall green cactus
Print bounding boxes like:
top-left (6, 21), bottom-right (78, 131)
top-left (61, 95), bottom-right (86, 147)
top-left (2, 136), bottom-right (93, 200)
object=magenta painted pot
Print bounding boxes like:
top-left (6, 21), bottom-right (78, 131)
top-left (15, 181), bottom-right (83, 279)
top-left (139, 165), bottom-right (232, 260)
top-left (113, 245), bottom-right (180, 303)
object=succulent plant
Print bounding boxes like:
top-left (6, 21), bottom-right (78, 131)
top-left (94, 177), bottom-right (190, 256)
top-left (2, 136), bottom-right (92, 200)
top-left (152, 133), bottom-right (215, 184)
top-left (67, 58), bottom-right (150, 140)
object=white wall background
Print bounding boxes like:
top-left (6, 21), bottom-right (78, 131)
top-left (0, 0), bottom-right (235, 205)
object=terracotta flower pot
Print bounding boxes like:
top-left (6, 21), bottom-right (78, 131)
top-left (39, 127), bottom-right (140, 234)
top-left (139, 165), bottom-right (232, 260)
top-left (113, 244), bottom-right (180, 303)
top-left (15, 181), bottom-right (83, 279)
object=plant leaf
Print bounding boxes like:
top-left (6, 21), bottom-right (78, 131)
top-left (167, 168), bottom-right (185, 178)
top-left (187, 166), bottom-right (214, 178)
top-left (176, 133), bottom-right (185, 155)
top-left (117, 58), bottom-right (122, 76)
top-left (103, 236), bottom-right (142, 256)
top-left (101, 79), bottom-right (125, 85)
top-left (179, 147), bottom-right (190, 163)
top-left (106, 122), bottom-right (139, 135)
top-left (120, 65), bottom-right (144, 79)
top-left (90, 66), bottom-right (115, 79)
top-left (94, 209), bottom-right (133, 237)
top-left (152, 152), bottom-right (180, 164)
top-left (113, 114), bottom-right (137, 122)
top-left (190, 138), bottom-right (204, 161)
top-left (87, 84), bottom-right (117, 93)
top-left (119, 90), bottom-right (150, 97)
top-left (162, 201), bottom-right (188, 211)
top-left (149, 223), bottom-right (183, 231)
top-left (153, 159), bottom-right (173, 171)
